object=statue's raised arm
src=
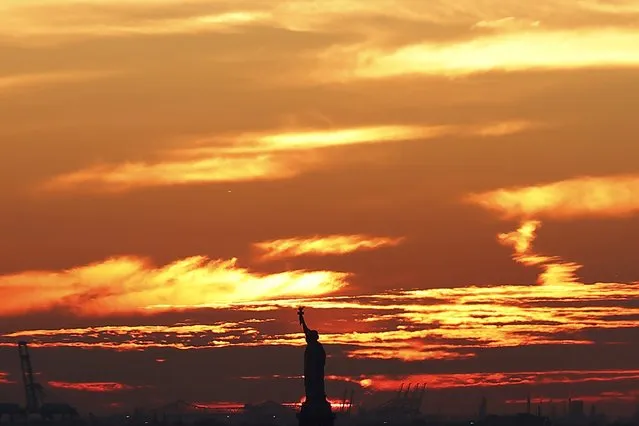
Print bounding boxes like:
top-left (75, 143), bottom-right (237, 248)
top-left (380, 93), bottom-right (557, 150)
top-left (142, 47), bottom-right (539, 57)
top-left (298, 306), bottom-right (310, 336)
top-left (298, 306), bottom-right (318, 343)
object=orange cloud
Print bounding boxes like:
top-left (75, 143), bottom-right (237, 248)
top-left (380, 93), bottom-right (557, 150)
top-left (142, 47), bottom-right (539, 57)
top-left (41, 155), bottom-right (304, 192)
top-left (0, 2), bottom-right (269, 44)
top-left (0, 256), bottom-right (349, 316)
top-left (3, 274), bottom-right (639, 358)
top-left (361, 370), bottom-right (639, 391)
top-left (193, 398), bottom-right (345, 412)
top-left (221, 125), bottom-right (448, 153)
top-left (254, 234), bottom-right (405, 260)
top-left (191, 401), bottom-right (246, 411)
top-left (4, 218), bottom-right (639, 361)
top-left (321, 29), bottom-right (639, 80)
top-left (0, 71), bottom-right (117, 94)
top-left (472, 17), bottom-right (540, 30)
top-left (236, 370), bottom-right (639, 393)
top-left (498, 220), bottom-right (581, 285)
top-left (3, 0), bottom-right (637, 49)
top-left (5, 323), bottom-right (263, 338)
top-left (467, 174), bottom-right (639, 220)
top-left (48, 381), bottom-right (139, 392)
top-left (41, 121), bottom-right (533, 193)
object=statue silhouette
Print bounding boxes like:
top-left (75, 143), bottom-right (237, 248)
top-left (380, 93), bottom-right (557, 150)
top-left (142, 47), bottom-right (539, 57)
top-left (297, 307), bottom-right (334, 426)
top-left (298, 307), bottom-right (326, 402)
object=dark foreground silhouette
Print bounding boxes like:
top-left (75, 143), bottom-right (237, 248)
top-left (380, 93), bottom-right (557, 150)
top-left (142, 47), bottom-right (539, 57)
top-left (297, 307), bottom-right (334, 426)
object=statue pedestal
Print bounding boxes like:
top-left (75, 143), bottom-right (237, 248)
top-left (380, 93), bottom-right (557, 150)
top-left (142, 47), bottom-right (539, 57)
top-left (297, 399), bottom-right (335, 426)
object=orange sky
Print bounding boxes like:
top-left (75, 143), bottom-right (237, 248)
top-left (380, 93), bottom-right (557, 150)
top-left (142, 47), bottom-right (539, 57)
top-left (1, 0), bottom-right (639, 418)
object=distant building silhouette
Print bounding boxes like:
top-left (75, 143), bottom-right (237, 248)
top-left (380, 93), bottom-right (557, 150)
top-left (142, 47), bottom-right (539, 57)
top-left (569, 400), bottom-right (584, 419)
top-left (479, 396), bottom-right (487, 420)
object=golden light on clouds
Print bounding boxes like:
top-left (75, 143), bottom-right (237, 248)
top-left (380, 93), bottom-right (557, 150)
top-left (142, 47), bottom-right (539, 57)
top-left (324, 29), bottom-right (639, 80)
top-left (0, 3), bottom-right (269, 42)
top-left (498, 220), bottom-right (581, 285)
top-left (3, 203), bottom-right (634, 363)
top-left (204, 371), bottom-right (639, 401)
top-left (467, 174), bottom-right (639, 220)
top-left (0, 256), bottom-right (349, 317)
top-left (359, 370), bottom-right (639, 391)
top-left (4, 323), bottom-right (261, 338)
top-left (41, 121), bottom-right (533, 193)
top-left (5, 275), bottom-right (639, 359)
top-left (234, 126), bottom-right (447, 152)
top-left (254, 235), bottom-right (405, 260)
top-left (41, 155), bottom-right (303, 192)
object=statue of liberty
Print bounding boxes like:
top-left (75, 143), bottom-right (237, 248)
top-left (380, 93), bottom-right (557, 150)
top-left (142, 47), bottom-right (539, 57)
top-left (297, 307), bottom-right (334, 426)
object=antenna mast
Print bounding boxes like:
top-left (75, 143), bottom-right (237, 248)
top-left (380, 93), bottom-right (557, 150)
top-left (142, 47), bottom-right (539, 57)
top-left (18, 341), bottom-right (41, 413)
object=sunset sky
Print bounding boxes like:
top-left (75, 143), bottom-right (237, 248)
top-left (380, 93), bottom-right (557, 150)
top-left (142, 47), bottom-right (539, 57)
top-left (2, 0), bottom-right (639, 417)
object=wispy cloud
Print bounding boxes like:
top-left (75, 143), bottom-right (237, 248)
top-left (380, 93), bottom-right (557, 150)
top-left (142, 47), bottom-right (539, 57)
top-left (48, 381), bottom-right (140, 392)
top-left (4, 0), bottom-right (638, 44)
top-left (472, 17), bottom-right (541, 30)
top-left (467, 174), bottom-right (639, 220)
top-left (362, 370), bottom-right (639, 391)
top-left (498, 220), bottom-right (582, 285)
top-left (4, 276), bottom-right (639, 360)
top-left (2, 193), bottom-right (636, 361)
top-left (0, 71), bottom-right (117, 94)
top-left (0, 2), bottom-right (269, 44)
top-left (0, 256), bottom-right (348, 317)
top-left (254, 235), bottom-right (405, 260)
top-left (243, 370), bottom-right (639, 392)
top-left (41, 121), bottom-right (535, 193)
top-left (41, 155), bottom-right (306, 192)
top-left (320, 29), bottom-right (639, 81)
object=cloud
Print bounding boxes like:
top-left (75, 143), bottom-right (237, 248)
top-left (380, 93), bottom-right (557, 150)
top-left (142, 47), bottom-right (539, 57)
top-left (361, 370), bottom-right (639, 391)
top-left (467, 174), bottom-right (639, 286)
top-left (48, 381), bottom-right (140, 392)
top-left (579, 0), bottom-right (639, 14)
top-left (222, 125), bottom-right (448, 153)
top-left (254, 235), bottom-right (405, 260)
top-left (229, 370), bottom-right (639, 392)
top-left (320, 28), bottom-right (639, 81)
top-left (0, 71), bottom-right (117, 94)
top-left (0, 256), bottom-right (349, 317)
top-left (0, 1), bottom-right (270, 44)
top-left (498, 220), bottom-right (582, 285)
top-left (472, 17), bottom-right (541, 30)
top-left (1, 196), bottom-right (635, 361)
top-left (4, 275), bottom-right (639, 360)
top-left (4, 0), bottom-right (637, 45)
top-left (2, 322), bottom-right (267, 351)
top-left (40, 155), bottom-right (306, 192)
top-left (467, 174), bottom-right (639, 220)
top-left (41, 121), bottom-right (534, 192)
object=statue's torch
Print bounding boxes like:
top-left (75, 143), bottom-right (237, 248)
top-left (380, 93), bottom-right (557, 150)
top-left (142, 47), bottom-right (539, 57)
top-left (297, 306), bottom-right (305, 325)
